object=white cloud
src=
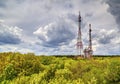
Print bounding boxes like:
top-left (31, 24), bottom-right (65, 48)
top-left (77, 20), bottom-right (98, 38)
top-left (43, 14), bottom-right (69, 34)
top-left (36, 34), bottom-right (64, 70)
top-left (0, 19), bottom-right (4, 23)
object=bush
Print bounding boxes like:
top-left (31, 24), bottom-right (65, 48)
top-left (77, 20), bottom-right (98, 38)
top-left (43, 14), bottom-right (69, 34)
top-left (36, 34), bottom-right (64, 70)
top-left (106, 60), bottom-right (120, 84)
top-left (3, 64), bottom-right (17, 80)
top-left (0, 52), bottom-right (120, 84)
top-left (55, 69), bottom-right (72, 79)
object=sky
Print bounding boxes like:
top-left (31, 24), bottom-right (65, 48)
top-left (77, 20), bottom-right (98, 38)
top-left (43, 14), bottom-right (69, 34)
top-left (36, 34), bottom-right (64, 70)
top-left (0, 0), bottom-right (120, 55)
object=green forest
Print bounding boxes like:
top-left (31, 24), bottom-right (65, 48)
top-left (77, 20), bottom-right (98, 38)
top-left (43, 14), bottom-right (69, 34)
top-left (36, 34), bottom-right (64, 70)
top-left (0, 52), bottom-right (120, 84)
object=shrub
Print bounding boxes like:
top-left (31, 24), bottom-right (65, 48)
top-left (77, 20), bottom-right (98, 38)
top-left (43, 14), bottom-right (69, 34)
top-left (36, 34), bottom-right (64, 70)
top-left (3, 64), bottom-right (17, 80)
top-left (55, 69), bottom-right (72, 79)
top-left (106, 60), bottom-right (120, 83)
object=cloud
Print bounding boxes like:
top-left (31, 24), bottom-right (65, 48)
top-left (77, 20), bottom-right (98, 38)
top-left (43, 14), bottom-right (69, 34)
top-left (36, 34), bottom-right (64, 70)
top-left (0, 0), bottom-right (119, 55)
top-left (0, 21), bottom-right (22, 45)
top-left (106, 0), bottom-right (120, 31)
top-left (93, 29), bottom-right (116, 44)
top-left (34, 17), bottom-right (76, 47)
top-left (0, 19), bottom-right (4, 23)
top-left (0, 0), bottom-right (8, 8)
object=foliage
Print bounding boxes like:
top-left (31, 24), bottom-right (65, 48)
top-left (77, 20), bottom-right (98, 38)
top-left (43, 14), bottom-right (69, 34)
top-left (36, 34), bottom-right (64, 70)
top-left (105, 60), bottom-right (120, 84)
top-left (0, 52), bottom-right (120, 84)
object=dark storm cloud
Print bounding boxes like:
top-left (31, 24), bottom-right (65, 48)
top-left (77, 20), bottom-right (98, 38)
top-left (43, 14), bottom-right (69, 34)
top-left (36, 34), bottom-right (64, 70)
top-left (0, 23), bottom-right (22, 45)
top-left (106, 0), bottom-right (120, 30)
top-left (45, 27), bottom-right (74, 47)
top-left (0, 0), bottom-right (7, 8)
top-left (0, 34), bottom-right (21, 45)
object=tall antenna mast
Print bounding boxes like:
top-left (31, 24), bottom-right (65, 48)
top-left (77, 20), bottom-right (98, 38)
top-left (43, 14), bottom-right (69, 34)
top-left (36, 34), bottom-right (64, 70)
top-left (89, 24), bottom-right (93, 57)
top-left (77, 11), bottom-right (83, 57)
top-left (89, 24), bottom-right (92, 50)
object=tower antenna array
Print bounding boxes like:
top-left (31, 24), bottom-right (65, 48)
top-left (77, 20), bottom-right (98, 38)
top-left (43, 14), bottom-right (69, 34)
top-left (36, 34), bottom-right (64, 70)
top-left (77, 11), bottom-right (83, 57)
top-left (88, 24), bottom-right (93, 58)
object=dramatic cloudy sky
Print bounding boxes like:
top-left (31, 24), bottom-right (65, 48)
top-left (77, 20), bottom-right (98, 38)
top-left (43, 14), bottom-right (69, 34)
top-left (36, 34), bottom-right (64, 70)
top-left (0, 0), bottom-right (120, 55)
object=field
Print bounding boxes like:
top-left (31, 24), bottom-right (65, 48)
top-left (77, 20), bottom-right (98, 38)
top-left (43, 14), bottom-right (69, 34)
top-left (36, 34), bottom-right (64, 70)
top-left (0, 52), bottom-right (120, 84)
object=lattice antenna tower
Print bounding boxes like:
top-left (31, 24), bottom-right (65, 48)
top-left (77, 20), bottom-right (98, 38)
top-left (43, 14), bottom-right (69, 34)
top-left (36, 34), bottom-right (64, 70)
top-left (89, 24), bottom-right (92, 50)
top-left (88, 24), bottom-right (93, 57)
top-left (77, 11), bottom-right (83, 57)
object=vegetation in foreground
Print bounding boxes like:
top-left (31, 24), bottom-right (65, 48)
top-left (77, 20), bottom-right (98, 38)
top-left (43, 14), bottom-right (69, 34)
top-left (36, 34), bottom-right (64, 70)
top-left (0, 52), bottom-right (120, 84)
